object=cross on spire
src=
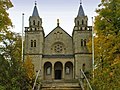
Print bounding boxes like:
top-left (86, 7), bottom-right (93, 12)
top-left (35, 1), bottom-right (37, 6)
top-left (57, 19), bottom-right (60, 26)
top-left (80, 0), bottom-right (82, 5)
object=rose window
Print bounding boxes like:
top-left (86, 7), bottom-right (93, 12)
top-left (54, 44), bottom-right (63, 53)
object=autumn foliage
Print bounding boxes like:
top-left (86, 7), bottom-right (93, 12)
top-left (88, 0), bottom-right (120, 89)
top-left (24, 55), bottom-right (35, 80)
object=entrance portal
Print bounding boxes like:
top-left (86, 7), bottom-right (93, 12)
top-left (55, 70), bottom-right (61, 79)
top-left (54, 62), bottom-right (63, 80)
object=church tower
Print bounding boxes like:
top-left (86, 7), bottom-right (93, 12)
top-left (24, 2), bottom-right (44, 73)
top-left (72, 2), bottom-right (92, 78)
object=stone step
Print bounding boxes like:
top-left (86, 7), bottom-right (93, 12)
top-left (42, 87), bottom-right (81, 90)
top-left (41, 80), bottom-right (81, 90)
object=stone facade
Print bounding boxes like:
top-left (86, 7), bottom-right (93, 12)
top-left (24, 2), bottom-right (92, 82)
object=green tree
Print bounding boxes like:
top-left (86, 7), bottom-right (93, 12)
top-left (0, 0), bottom-right (13, 33)
top-left (90, 0), bottom-right (120, 89)
top-left (2, 31), bottom-right (22, 61)
top-left (0, 30), bottom-right (32, 90)
top-left (95, 0), bottom-right (120, 36)
top-left (0, 54), bottom-right (31, 90)
top-left (0, 0), bottom-right (33, 89)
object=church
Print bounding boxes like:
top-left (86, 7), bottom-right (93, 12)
top-left (24, 2), bottom-right (92, 89)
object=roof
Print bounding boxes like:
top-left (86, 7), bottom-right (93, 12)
top-left (45, 26), bottom-right (72, 38)
top-left (32, 4), bottom-right (39, 16)
top-left (78, 4), bottom-right (85, 16)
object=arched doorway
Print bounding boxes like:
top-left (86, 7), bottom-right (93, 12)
top-left (65, 62), bottom-right (73, 79)
top-left (54, 62), bottom-right (63, 80)
top-left (44, 62), bottom-right (52, 80)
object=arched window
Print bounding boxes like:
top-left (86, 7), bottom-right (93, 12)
top-left (33, 20), bottom-right (35, 25)
top-left (34, 40), bottom-right (36, 47)
top-left (38, 21), bottom-right (40, 26)
top-left (66, 67), bottom-right (70, 74)
top-left (31, 40), bottom-right (33, 47)
top-left (30, 21), bottom-right (31, 26)
top-left (82, 20), bottom-right (84, 25)
top-left (80, 27), bottom-right (82, 30)
top-left (30, 28), bottom-right (32, 31)
top-left (81, 39), bottom-right (87, 46)
top-left (77, 21), bottom-right (79, 26)
top-left (35, 28), bottom-right (37, 31)
top-left (44, 62), bottom-right (52, 78)
top-left (86, 21), bottom-right (87, 25)
top-left (84, 39), bottom-right (87, 46)
top-left (81, 39), bottom-right (83, 46)
top-left (46, 66), bottom-right (51, 75)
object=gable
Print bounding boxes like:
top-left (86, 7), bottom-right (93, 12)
top-left (45, 26), bottom-right (71, 38)
top-left (44, 26), bottom-right (73, 55)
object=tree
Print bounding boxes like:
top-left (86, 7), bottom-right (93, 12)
top-left (0, 1), bottom-right (34, 89)
top-left (24, 55), bottom-right (35, 82)
top-left (95, 0), bottom-right (120, 36)
top-left (90, 0), bottom-right (120, 89)
top-left (0, 30), bottom-right (33, 90)
top-left (90, 35), bottom-right (120, 90)
top-left (0, 54), bottom-right (32, 90)
top-left (0, 0), bottom-right (13, 33)
top-left (2, 31), bottom-right (22, 61)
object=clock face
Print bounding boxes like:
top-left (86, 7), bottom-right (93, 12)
top-left (54, 44), bottom-right (63, 53)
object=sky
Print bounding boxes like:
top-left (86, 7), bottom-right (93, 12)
top-left (9, 0), bottom-right (101, 36)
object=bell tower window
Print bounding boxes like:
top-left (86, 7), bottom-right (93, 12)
top-left (34, 40), bottom-right (36, 47)
top-left (31, 40), bottom-right (36, 47)
top-left (31, 40), bottom-right (33, 47)
top-left (84, 39), bottom-right (86, 46)
top-left (30, 21), bottom-right (31, 26)
top-left (80, 27), bottom-right (82, 30)
top-left (35, 28), bottom-right (37, 31)
top-left (81, 39), bottom-right (87, 46)
top-left (82, 20), bottom-right (84, 25)
top-left (33, 20), bottom-right (35, 25)
top-left (77, 21), bottom-right (79, 26)
top-left (38, 21), bottom-right (40, 26)
top-left (81, 39), bottom-right (83, 46)
top-left (86, 20), bottom-right (87, 25)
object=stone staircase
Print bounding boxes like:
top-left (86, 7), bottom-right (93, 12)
top-left (40, 79), bottom-right (82, 90)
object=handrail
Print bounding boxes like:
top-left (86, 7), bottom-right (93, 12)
top-left (32, 69), bottom-right (41, 90)
top-left (80, 69), bottom-right (93, 90)
top-left (78, 78), bottom-right (84, 90)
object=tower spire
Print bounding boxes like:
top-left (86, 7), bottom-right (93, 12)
top-left (77, 0), bottom-right (85, 16)
top-left (32, 1), bottom-right (39, 16)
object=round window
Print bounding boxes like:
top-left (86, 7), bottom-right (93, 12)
top-left (54, 44), bottom-right (63, 53)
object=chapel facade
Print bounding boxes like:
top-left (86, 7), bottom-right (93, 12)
top-left (24, 2), bottom-right (92, 81)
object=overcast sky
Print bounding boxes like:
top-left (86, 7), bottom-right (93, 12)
top-left (9, 0), bottom-right (100, 35)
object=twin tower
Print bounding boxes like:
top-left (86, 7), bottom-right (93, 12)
top-left (24, 2), bottom-right (92, 80)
